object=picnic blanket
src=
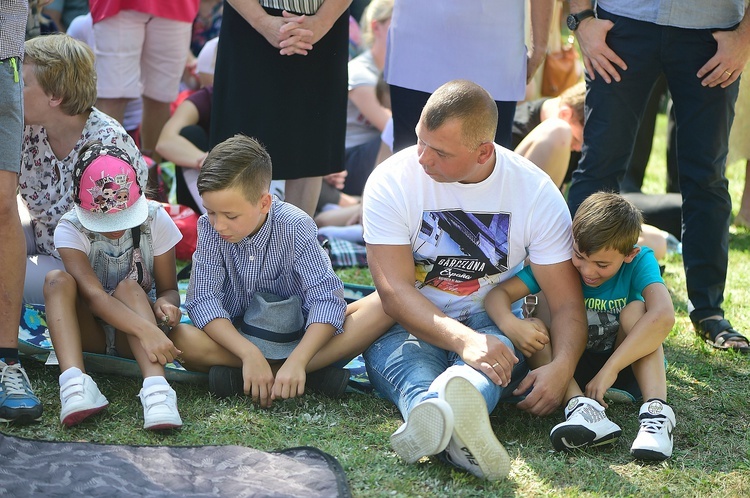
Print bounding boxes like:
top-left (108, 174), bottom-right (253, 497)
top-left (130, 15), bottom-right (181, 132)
top-left (0, 432), bottom-right (351, 498)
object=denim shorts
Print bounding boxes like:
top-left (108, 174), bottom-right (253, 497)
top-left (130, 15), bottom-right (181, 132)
top-left (0, 57), bottom-right (24, 173)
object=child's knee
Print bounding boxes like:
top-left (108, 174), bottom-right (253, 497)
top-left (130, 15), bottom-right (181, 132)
top-left (112, 277), bottom-right (143, 296)
top-left (43, 269), bottom-right (76, 296)
top-left (619, 300), bottom-right (646, 333)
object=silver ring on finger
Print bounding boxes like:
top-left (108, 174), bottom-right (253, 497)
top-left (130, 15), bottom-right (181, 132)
top-left (491, 362), bottom-right (500, 369)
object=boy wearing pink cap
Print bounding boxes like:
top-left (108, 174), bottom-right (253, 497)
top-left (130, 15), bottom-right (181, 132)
top-left (43, 142), bottom-right (185, 430)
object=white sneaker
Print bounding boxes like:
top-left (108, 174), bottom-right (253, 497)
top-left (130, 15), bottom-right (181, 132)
top-left (139, 384), bottom-right (182, 430)
top-left (59, 373), bottom-right (109, 427)
top-left (390, 398), bottom-right (453, 463)
top-left (550, 396), bottom-right (622, 451)
top-left (630, 399), bottom-right (675, 460)
top-left (439, 376), bottom-right (511, 481)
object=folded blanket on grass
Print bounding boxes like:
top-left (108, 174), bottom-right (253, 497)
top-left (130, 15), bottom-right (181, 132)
top-left (0, 432), bottom-right (351, 498)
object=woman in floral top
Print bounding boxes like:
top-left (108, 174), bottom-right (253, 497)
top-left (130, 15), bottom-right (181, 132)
top-left (19, 34), bottom-right (148, 304)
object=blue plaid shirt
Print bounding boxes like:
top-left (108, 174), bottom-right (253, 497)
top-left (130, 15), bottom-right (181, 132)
top-left (186, 198), bottom-right (346, 333)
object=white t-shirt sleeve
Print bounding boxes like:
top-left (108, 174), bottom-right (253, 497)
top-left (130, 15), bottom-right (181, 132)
top-left (381, 117), bottom-right (394, 152)
top-left (54, 218), bottom-right (91, 254)
top-left (151, 204), bottom-right (183, 256)
top-left (526, 181), bottom-right (574, 266)
top-left (362, 157), bottom-right (413, 246)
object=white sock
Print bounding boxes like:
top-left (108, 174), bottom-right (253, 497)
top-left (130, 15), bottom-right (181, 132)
top-left (142, 376), bottom-right (169, 389)
top-left (59, 366), bottom-right (83, 387)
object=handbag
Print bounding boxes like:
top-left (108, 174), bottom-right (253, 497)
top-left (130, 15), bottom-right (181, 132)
top-left (541, 35), bottom-right (582, 97)
top-left (162, 203), bottom-right (200, 261)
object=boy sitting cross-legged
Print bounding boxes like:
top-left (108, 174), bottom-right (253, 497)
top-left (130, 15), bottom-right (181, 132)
top-left (171, 134), bottom-right (393, 407)
top-left (485, 192), bottom-right (677, 460)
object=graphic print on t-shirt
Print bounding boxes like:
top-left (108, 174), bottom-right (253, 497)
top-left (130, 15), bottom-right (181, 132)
top-left (415, 210), bottom-right (509, 296)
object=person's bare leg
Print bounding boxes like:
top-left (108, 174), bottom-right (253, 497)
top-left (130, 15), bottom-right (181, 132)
top-left (140, 95), bottom-right (171, 161)
top-left (43, 270), bottom-right (107, 372)
top-left (734, 160), bottom-right (750, 227)
top-left (169, 323), bottom-right (242, 373)
top-left (639, 224), bottom-right (668, 261)
top-left (111, 279), bottom-right (167, 378)
top-left (618, 301), bottom-right (667, 401)
top-left (307, 292), bottom-right (394, 372)
top-left (515, 118), bottom-right (572, 188)
top-left (95, 97), bottom-right (129, 125)
top-left (0, 172), bottom-right (25, 350)
top-left (314, 204), bottom-right (362, 228)
top-left (285, 176), bottom-right (323, 217)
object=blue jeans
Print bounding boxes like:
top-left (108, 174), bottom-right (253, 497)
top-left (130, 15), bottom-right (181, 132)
top-left (567, 9), bottom-right (740, 322)
top-left (363, 312), bottom-right (529, 419)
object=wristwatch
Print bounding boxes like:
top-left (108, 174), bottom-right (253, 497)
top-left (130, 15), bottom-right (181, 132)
top-left (566, 9), bottom-right (596, 31)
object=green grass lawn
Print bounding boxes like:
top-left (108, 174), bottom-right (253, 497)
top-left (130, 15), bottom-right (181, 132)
top-left (4, 115), bottom-right (750, 497)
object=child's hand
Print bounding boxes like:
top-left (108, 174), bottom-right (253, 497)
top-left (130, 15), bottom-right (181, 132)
top-left (503, 317), bottom-right (550, 358)
top-left (584, 367), bottom-right (618, 409)
top-left (241, 357), bottom-right (275, 408)
top-left (140, 326), bottom-right (182, 366)
top-left (153, 300), bottom-right (182, 328)
top-left (271, 361), bottom-right (306, 400)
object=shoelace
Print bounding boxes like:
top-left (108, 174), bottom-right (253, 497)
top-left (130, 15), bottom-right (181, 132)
top-left (570, 402), bottom-right (607, 423)
top-left (0, 363), bottom-right (33, 396)
top-left (639, 415), bottom-right (668, 434)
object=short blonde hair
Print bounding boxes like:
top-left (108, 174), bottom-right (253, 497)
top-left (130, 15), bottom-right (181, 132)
top-left (359, 0), bottom-right (393, 48)
top-left (24, 34), bottom-right (97, 116)
top-left (421, 79), bottom-right (497, 150)
top-left (573, 192), bottom-right (643, 256)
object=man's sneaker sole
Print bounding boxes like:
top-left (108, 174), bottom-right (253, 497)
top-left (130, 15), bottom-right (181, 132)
top-left (630, 447), bottom-right (671, 461)
top-left (0, 408), bottom-right (43, 424)
top-left (441, 376), bottom-right (511, 480)
top-left (550, 423), bottom-right (621, 451)
top-left (390, 398), bottom-right (453, 463)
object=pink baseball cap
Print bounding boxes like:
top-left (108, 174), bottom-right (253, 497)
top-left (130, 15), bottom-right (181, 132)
top-left (72, 143), bottom-right (148, 233)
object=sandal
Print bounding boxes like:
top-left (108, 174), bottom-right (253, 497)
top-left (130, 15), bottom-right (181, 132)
top-left (694, 318), bottom-right (750, 354)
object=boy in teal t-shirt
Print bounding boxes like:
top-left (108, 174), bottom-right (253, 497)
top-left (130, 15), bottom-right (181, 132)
top-left (485, 192), bottom-right (676, 461)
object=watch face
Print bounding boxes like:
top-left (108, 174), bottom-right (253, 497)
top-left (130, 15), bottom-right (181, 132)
top-left (566, 14), bottom-right (578, 31)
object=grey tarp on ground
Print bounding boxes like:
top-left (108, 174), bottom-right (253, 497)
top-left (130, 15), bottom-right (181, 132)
top-left (0, 433), bottom-right (351, 498)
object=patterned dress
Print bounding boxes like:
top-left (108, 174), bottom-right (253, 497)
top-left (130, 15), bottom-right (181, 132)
top-left (19, 107), bottom-right (148, 257)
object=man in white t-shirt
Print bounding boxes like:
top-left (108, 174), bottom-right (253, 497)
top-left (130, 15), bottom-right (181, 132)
top-left (362, 80), bottom-right (587, 480)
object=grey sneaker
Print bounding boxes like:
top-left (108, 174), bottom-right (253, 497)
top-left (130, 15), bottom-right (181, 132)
top-left (550, 396), bottom-right (622, 451)
top-left (390, 398), bottom-right (454, 464)
top-left (439, 376), bottom-right (511, 481)
top-left (630, 399), bottom-right (675, 461)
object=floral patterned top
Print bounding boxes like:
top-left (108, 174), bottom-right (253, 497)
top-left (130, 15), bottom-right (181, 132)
top-left (19, 108), bottom-right (148, 258)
